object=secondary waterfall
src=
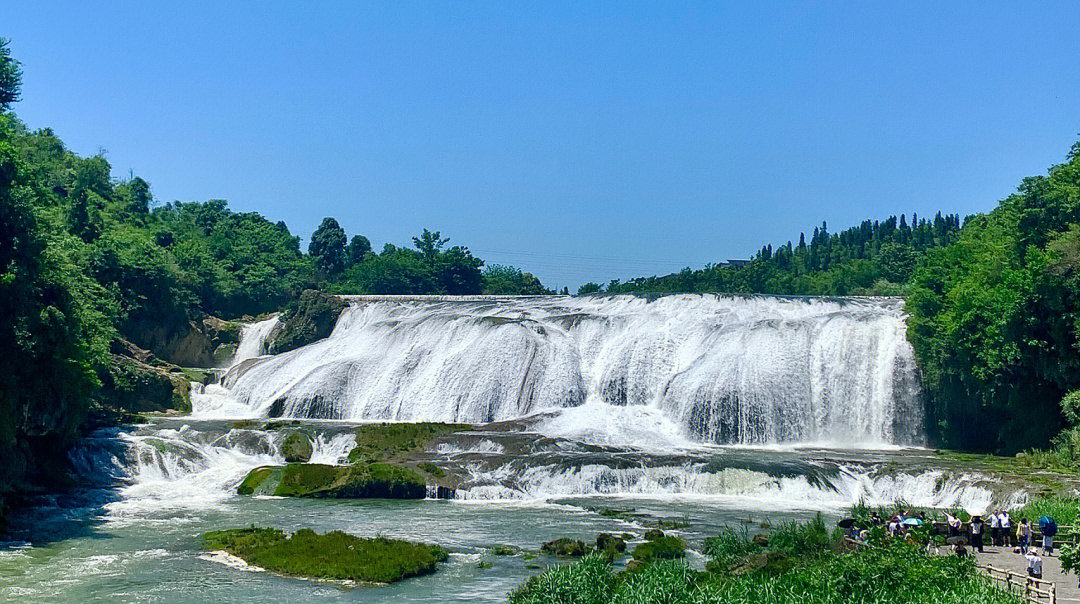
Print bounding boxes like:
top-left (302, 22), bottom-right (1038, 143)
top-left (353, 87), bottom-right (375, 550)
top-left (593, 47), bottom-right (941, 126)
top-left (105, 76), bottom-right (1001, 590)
top-left (200, 294), bottom-right (924, 447)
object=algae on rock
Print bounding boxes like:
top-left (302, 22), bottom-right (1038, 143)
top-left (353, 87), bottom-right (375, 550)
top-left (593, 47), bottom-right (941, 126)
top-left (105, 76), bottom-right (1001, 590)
top-left (237, 463), bottom-right (426, 499)
top-left (280, 431), bottom-right (313, 463)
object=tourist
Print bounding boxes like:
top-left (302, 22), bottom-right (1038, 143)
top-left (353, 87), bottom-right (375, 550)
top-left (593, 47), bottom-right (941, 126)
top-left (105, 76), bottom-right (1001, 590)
top-left (970, 515), bottom-right (985, 553)
top-left (1017, 518), bottom-right (1032, 552)
top-left (1000, 510), bottom-right (1012, 548)
top-left (953, 541), bottom-right (968, 558)
top-left (1026, 548), bottom-right (1043, 579)
top-left (989, 509), bottom-right (1001, 546)
top-left (1040, 516), bottom-right (1058, 556)
top-left (946, 512), bottom-right (962, 538)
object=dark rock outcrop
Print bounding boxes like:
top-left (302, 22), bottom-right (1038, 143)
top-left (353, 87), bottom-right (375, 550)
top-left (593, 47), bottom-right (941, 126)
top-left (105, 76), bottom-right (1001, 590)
top-left (265, 290), bottom-right (346, 355)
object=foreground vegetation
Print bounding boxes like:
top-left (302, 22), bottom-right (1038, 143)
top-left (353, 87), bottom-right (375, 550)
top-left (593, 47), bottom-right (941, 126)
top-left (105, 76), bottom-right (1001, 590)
top-left (202, 527), bottom-right (448, 584)
top-left (510, 514), bottom-right (1021, 604)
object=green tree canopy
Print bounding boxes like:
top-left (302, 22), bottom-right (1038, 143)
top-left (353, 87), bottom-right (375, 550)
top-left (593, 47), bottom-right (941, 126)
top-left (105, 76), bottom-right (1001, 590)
top-left (309, 217), bottom-right (347, 274)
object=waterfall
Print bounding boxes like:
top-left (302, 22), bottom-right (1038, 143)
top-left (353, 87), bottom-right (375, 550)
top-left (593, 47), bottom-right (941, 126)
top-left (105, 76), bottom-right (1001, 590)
top-left (205, 294), bottom-right (924, 447)
top-left (231, 315), bottom-right (280, 365)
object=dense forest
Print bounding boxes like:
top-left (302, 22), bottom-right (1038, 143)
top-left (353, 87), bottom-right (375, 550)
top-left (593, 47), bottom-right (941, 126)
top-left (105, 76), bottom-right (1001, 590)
top-left (591, 212), bottom-right (963, 297)
top-left (0, 40), bottom-right (547, 522)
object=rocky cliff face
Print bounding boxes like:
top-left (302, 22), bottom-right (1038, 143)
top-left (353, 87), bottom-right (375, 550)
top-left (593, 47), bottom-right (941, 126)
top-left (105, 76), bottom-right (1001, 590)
top-left (126, 316), bottom-right (242, 368)
top-left (96, 340), bottom-right (193, 417)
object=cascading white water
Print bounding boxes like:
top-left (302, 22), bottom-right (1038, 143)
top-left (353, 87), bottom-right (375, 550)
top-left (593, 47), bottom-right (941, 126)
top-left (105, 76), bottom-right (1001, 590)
top-left (65, 425), bottom-right (358, 522)
top-left (231, 315), bottom-right (279, 365)
top-left (453, 462), bottom-right (1017, 511)
top-left (204, 295), bottom-right (924, 447)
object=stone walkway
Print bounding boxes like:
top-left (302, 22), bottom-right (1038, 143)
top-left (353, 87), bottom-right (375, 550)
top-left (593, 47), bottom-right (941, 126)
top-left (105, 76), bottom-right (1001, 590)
top-left (968, 545), bottom-right (1080, 603)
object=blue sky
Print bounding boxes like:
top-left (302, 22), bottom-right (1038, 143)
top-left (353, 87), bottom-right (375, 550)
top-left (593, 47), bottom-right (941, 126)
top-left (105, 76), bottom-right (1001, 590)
top-left (4, 2), bottom-right (1079, 289)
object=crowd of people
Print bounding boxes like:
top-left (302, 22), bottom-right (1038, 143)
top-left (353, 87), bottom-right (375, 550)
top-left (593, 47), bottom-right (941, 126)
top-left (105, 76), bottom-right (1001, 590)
top-left (842, 507), bottom-right (1060, 582)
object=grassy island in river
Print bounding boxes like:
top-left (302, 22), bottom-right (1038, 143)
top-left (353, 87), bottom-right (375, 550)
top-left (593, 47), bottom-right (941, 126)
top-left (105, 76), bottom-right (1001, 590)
top-left (202, 527), bottom-right (448, 584)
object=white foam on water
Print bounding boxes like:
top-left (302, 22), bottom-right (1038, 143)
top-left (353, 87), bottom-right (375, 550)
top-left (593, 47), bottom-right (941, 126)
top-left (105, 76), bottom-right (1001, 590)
top-left (200, 550), bottom-right (266, 573)
top-left (436, 440), bottom-right (506, 457)
top-left (454, 462), bottom-right (1002, 512)
top-left (191, 384), bottom-right (260, 419)
top-left (308, 433), bottom-right (358, 465)
top-left (213, 295), bottom-right (924, 447)
top-left (84, 428), bottom-right (282, 523)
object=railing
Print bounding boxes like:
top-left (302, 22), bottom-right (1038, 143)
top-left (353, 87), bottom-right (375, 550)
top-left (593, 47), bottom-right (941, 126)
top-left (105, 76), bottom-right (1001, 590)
top-left (979, 564), bottom-right (1056, 604)
top-left (931, 522), bottom-right (1079, 547)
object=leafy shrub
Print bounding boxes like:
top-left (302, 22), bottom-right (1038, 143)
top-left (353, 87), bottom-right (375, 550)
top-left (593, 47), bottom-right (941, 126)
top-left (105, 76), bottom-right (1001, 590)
top-left (510, 539), bottom-right (1023, 604)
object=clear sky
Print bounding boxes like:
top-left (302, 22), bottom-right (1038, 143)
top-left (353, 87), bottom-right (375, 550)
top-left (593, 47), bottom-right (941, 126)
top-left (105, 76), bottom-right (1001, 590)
top-left (4, 2), bottom-right (1079, 289)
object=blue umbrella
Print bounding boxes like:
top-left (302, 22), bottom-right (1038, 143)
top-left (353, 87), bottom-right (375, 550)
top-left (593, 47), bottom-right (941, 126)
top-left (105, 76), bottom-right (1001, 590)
top-left (902, 518), bottom-right (923, 526)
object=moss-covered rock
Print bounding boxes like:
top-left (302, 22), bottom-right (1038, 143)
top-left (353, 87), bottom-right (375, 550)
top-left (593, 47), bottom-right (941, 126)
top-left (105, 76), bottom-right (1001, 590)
top-left (97, 346), bottom-right (191, 415)
top-left (416, 462), bottom-right (445, 477)
top-left (347, 422), bottom-right (471, 463)
top-left (631, 535), bottom-right (685, 563)
top-left (266, 290), bottom-right (346, 355)
top-left (237, 463), bottom-right (426, 499)
top-left (596, 533), bottom-right (626, 554)
top-left (541, 538), bottom-right (590, 557)
top-left (202, 527), bottom-right (447, 583)
top-left (643, 528), bottom-right (666, 541)
top-left (280, 431), bottom-right (313, 463)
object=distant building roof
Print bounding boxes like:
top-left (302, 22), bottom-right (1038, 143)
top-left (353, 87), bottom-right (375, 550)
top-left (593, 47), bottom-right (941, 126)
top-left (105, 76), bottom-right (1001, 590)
top-left (726, 259), bottom-right (750, 267)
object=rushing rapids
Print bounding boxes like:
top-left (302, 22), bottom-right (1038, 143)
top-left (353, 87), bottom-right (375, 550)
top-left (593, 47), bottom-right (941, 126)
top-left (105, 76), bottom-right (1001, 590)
top-left (201, 294), bottom-right (924, 447)
top-left (64, 419), bottom-right (1014, 517)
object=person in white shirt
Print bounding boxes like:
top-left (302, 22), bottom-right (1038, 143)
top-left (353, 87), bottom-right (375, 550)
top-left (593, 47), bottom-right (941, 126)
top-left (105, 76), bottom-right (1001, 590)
top-left (1000, 511), bottom-right (1012, 548)
top-left (989, 511), bottom-right (1001, 546)
top-left (1026, 549), bottom-right (1043, 579)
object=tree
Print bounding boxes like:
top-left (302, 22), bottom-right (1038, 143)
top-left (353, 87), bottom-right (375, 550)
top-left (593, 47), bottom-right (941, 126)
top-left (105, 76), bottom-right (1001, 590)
top-left (309, 217), bottom-right (347, 274)
top-left (482, 264), bottom-right (548, 295)
top-left (126, 176), bottom-right (152, 214)
top-left (0, 39), bottom-right (21, 112)
top-left (347, 234), bottom-right (371, 265)
top-left (877, 241), bottom-right (915, 283)
top-left (434, 246), bottom-right (483, 294)
top-left (413, 229), bottom-right (448, 263)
